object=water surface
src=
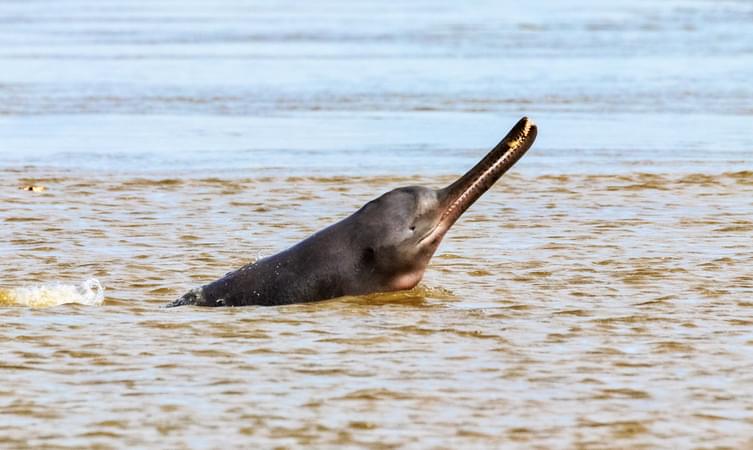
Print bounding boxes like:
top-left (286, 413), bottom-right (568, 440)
top-left (1, 0), bottom-right (753, 448)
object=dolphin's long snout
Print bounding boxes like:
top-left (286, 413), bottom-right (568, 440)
top-left (436, 117), bottom-right (537, 230)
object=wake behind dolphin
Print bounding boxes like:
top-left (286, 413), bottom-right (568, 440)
top-left (168, 117), bottom-right (538, 307)
top-left (0, 278), bottom-right (104, 308)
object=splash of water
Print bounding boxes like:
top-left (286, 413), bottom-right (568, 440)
top-left (0, 278), bottom-right (104, 308)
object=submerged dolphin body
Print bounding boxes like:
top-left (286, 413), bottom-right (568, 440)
top-left (168, 117), bottom-right (537, 307)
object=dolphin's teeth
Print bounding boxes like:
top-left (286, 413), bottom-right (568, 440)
top-left (439, 117), bottom-right (536, 226)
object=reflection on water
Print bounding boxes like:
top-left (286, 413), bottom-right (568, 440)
top-left (1, 0), bottom-right (753, 447)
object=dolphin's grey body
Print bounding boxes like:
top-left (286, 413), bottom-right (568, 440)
top-left (168, 117), bottom-right (537, 307)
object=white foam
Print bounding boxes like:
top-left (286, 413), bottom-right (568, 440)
top-left (0, 278), bottom-right (104, 308)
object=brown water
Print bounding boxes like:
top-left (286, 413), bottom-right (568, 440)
top-left (3, 0), bottom-right (753, 448)
top-left (3, 169), bottom-right (753, 448)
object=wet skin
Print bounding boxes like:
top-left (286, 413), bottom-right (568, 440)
top-left (168, 117), bottom-right (537, 307)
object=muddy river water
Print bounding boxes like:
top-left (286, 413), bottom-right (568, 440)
top-left (1, 0), bottom-right (753, 448)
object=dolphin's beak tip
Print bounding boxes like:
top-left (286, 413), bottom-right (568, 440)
top-left (517, 117), bottom-right (537, 141)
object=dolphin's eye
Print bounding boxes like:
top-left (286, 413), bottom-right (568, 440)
top-left (362, 247), bottom-right (376, 265)
top-left (409, 226), bottom-right (416, 232)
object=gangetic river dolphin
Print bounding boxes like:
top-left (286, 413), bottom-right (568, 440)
top-left (168, 117), bottom-right (537, 307)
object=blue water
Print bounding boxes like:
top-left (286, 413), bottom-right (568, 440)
top-left (1, 0), bottom-right (751, 175)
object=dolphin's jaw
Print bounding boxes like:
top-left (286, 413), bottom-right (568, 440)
top-left (418, 117), bottom-right (537, 251)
